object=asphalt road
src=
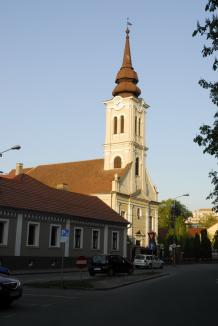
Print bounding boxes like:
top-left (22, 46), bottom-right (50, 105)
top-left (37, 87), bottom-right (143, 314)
top-left (1, 264), bottom-right (218, 326)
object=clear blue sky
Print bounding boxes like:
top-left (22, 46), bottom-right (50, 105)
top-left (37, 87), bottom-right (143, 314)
top-left (0, 0), bottom-right (217, 211)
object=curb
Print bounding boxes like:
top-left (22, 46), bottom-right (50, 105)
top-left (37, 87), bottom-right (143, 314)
top-left (89, 272), bottom-right (169, 291)
top-left (23, 272), bottom-right (169, 291)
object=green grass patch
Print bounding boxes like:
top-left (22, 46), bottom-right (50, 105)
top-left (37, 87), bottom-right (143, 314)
top-left (25, 279), bottom-right (94, 289)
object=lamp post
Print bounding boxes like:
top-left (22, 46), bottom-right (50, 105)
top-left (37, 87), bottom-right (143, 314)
top-left (0, 145), bottom-right (21, 157)
top-left (172, 193), bottom-right (189, 265)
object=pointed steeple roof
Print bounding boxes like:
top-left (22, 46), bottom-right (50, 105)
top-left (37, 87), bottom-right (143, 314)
top-left (112, 28), bottom-right (141, 98)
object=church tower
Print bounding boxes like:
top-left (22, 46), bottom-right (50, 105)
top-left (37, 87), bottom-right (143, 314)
top-left (104, 27), bottom-right (149, 193)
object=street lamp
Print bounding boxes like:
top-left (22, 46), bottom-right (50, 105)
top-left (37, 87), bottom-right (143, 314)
top-left (172, 193), bottom-right (189, 265)
top-left (0, 145), bottom-right (21, 157)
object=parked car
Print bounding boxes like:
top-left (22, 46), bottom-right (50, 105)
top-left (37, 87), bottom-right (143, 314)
top-left (0, 273), bottom-right (23, 306)
top-left (89, 254), bottom-right (134, 276)
top-left (0, 266), bottom-right (10, 275)
top-left (133, 254), bottom-right (164, 269)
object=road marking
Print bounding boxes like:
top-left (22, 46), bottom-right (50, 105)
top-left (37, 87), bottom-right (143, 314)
top-left (24, 293), bottom-right (78, 300)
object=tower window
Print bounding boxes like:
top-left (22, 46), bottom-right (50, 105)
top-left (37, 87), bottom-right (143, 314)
top-left (135, 157), bottom-right (139, 176)
top-left (137, 208), bottom-right (141, 219)
top-left (135, 117), bottom-right (137, 135)
top-left (114, 156), bottom-right (121, 168)
top-left (120, 115), bottom-right (124, 133)
top-left (138, 118), bottom-right (141, 136)
top-left (113, 117), bottom-right (118, 134)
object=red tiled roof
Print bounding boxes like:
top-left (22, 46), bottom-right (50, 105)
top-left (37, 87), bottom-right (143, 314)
top-left (188, 228), bottom-right (204, 237)
top-left (0, 174), bottom-right (128, 224)
top-left (8, 159), bottom-right (130, 195)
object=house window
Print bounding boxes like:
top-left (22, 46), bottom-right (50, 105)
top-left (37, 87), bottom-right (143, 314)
top-left (138, 118), bottom-right (141, 136)
top-left (135, 157), bottom-right (139, 176)
top-left (74, 227), bottom-right (83, 249)
top-left (137, 208), bottom-right (141, 219)
top-left (27, 222), bottom-right (40, 246)
top-left (114, 156), bottom-right (121, 168)
top-left (49, 224), bottom-right (61, 247)
top-left (0, 219), bottom-right (9, 245)
top-left (112, 231), bottom-right (119, 250)
top-left (92, 229), bottom-right (100, 250)
top-left (120, 115), bottom-right (124, 133)
top-left (113, 117), bottom-right (118, 134)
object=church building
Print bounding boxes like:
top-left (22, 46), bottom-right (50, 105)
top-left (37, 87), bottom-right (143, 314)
top-left (9, 27), bottom-right (159, 250)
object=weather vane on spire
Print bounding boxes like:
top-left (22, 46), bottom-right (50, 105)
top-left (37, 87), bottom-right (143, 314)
top-left (126, 17), bottom-right (132, 32)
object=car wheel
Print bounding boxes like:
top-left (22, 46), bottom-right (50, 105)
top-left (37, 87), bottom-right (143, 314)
top-left (128, 268), bottom-right (134, 275)
top-left (107, 268), bottom-right (115, 276)
top-left (89, 271), bottom-right (95, 276)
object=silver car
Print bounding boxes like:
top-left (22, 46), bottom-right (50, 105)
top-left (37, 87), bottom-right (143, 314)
top-left (133, 254), bottom-right (164, 269)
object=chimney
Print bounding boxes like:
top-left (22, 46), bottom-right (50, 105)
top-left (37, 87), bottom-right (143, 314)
top-left (16, 163), bottom-right (23, 176)
top-left (56, 183), bottom-right (69, 191)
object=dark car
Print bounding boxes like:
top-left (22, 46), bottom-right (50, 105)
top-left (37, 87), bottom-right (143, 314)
top-left (0, 274), bottom-right (23, 306)
top-left (88, 254), bottom-right (134, 276)
top-left (0, 266), bottom-right (10, 275)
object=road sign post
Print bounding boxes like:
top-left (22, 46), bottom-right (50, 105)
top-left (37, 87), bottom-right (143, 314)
top-left (60, 229), bottom-right (70, 287)
top-left (76, 256), bottom-right (88, 281)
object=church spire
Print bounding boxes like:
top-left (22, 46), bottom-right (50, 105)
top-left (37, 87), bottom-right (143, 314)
top-left (112, 27), bottom-right (141, 98)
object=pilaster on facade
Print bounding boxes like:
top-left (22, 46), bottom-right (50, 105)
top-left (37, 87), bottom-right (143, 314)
top-left (15, 213), bottom-right (23, 256)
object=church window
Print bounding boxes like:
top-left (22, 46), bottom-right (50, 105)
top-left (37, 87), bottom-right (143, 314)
top-left (149, 216), bottom-right (152, 232)
top-left (120, 211), bottom-right (126, 218)
top-left (135, 117), bottom-right (137, 135)
top-left (114, 156), bottom-right (121, 168)
top-left (135, 157), bottom-right (139, 176)
top-left (120, 115), bottom-right (124, 133)
top-left (138, 118), bottom-right (141, 136)
top-left (137, 208), bottom-right (141, 219)
top-left (113, 117), bottom-right (118, 134)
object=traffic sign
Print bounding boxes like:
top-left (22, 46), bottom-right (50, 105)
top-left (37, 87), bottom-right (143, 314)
top-left (60, 228), bottom-right (70, 243)
top-left (76, 256), bottom-right (88, 269)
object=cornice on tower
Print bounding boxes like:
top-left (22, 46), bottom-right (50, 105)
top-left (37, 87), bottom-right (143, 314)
top-left (112, 27), bottom-right (141, 98)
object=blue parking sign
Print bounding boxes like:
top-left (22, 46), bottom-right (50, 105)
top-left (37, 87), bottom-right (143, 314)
top-left (60, 229), bottom-right (70, 242)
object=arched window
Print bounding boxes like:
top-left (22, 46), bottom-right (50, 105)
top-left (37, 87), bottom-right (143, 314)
top-left (138, 118), bottom-right (141, 136)
top-left (114, 156), bottom-right (121, 168)
top-left (135, 116), bottom-right (137, 135)
top-left (135, 157), bottom-right (139, 176)
top-left (120, 115), bottom-right (124, 133)
top-left (113, 117), bottom-right (118, 134)
top-left (137, 208), bottom-right (141, 219)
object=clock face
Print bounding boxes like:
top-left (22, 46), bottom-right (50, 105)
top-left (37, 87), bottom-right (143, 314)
top-left (114, 97), bottom-right (124, 110)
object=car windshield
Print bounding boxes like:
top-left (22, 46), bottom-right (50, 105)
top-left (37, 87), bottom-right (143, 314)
top-left (146, 256), bottom-right (152, 260)
top-left (92, 255), bottom-right (107, 264)
top-left (135, 255), bottom-right (145, 260)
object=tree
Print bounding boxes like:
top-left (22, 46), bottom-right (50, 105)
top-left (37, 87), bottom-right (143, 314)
top-left (193, 233), bottom-right (201, 261)
top-left (212, 229), bottom-right (218, 249)
top-left (158, 199), bottom-right (192, 229)
top-left (200, 229), bottom-right (212, 258)
top-left (193, 0), bottom-right (218, 211)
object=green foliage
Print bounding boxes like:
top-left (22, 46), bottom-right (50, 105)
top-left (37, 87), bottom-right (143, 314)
top-left (200, 229), bottom-right (212, 258)
top-left (183, 237), bottom-right (194, 258)
top-left (193, 0), bottom-right (218, 211)
top-left (193, 233), bottom-right (201, 261)
top-left (158, 199), bottom-right (192, 229)
top-left (212, 230), bottom-right (218, 249)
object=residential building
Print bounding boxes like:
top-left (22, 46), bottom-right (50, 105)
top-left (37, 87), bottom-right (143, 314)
top-left (0, 175), bottom-right (128, 269)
